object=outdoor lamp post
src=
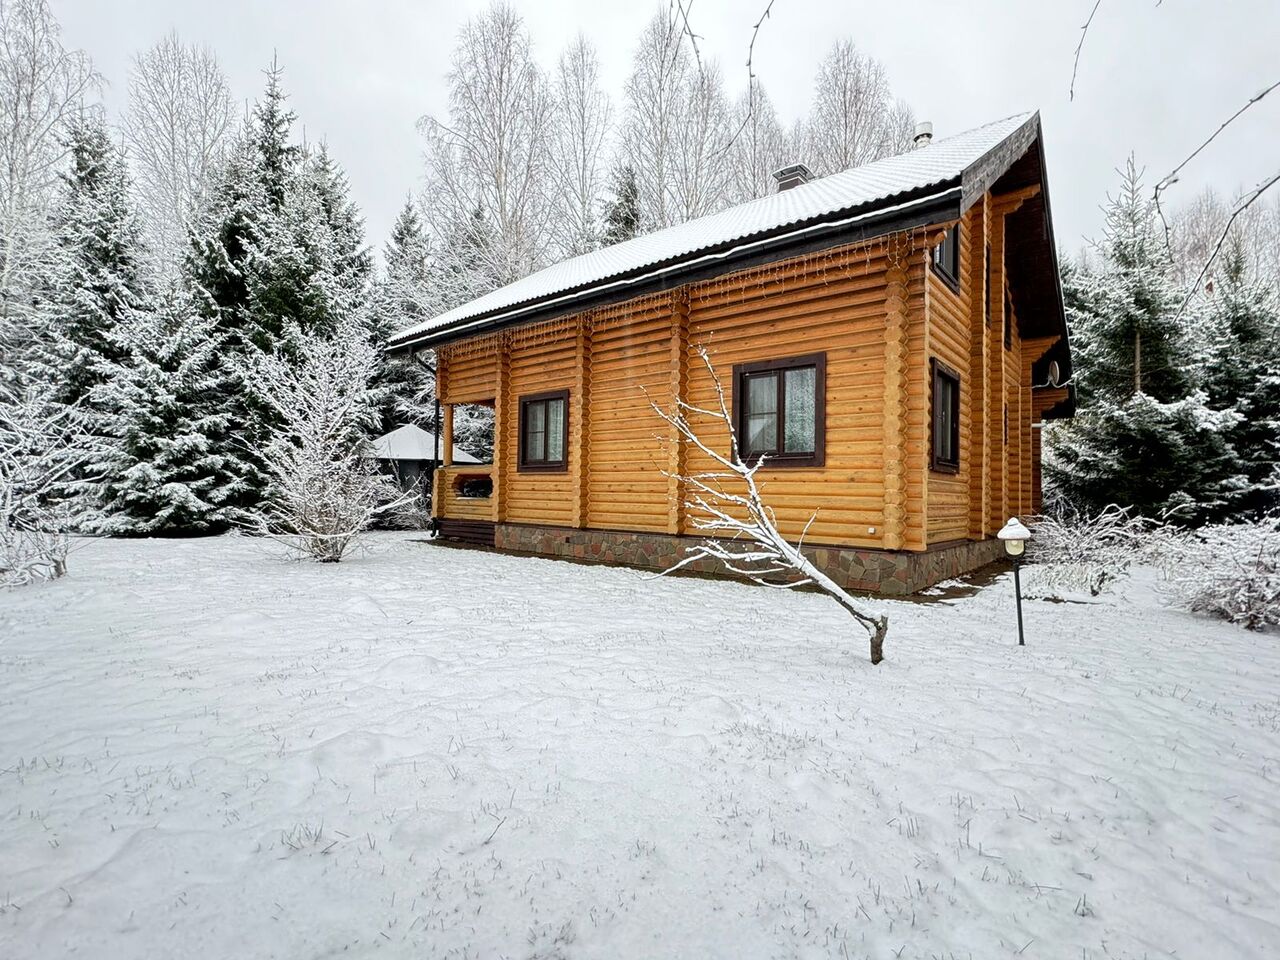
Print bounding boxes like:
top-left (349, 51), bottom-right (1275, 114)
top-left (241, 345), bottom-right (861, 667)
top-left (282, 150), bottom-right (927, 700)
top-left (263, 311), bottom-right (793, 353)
top-left (998, 517), bottom-right (1031, 647)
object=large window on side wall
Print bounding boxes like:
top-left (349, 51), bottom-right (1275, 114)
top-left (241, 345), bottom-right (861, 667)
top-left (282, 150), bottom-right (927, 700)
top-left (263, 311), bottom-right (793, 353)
top-left (930, 358), bottom-right (961, 473)
top-left (733, 353), bottom-right (826, 467)
top-left (518, 389), bottom-right (568, 472)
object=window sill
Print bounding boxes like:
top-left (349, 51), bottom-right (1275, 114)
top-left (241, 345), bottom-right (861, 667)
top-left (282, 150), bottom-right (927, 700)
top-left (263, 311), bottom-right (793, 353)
top-left (744, 455), bottom-right (825, 469)
top-left (929, 462), bottom-right (960, 475)
top-left (517, 462), bottom-right (569, 474)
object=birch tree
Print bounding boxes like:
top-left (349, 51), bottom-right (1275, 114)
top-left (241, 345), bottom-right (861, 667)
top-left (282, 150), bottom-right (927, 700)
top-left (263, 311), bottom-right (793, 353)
top-left (123, 30), bottom-right (236, 279)
top-left (419, 1), bottom-right (553, 284)
top-left (549, 34), bottom-right (611, 257)
top-left (669, 62), bottom-right (731, 221)
top-left (621, 7), bottom-right (690, 231)
top-left (726, 79), bottom-right (787, 203)
top-left (801, 40), bottom-right (914, 176)
top-left (0, 0), bottom-right (96, 366)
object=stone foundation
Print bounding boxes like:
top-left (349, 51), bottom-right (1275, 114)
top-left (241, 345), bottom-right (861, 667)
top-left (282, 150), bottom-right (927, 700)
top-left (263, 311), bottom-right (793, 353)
top-left (489, 522), bottom-right (1004, 596)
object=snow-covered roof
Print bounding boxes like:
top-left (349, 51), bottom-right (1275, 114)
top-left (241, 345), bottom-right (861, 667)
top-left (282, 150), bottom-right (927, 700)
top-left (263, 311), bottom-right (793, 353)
top-left (390, 112), bottom-right (1040, 350)
top-left (368, 424), bottom-right (481, 463)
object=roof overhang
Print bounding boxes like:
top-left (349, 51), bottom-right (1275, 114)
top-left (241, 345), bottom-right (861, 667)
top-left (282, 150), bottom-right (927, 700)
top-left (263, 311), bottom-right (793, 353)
top-left (388, 113), bottom-right (1071, 420)
top-left (388, 183), bottom-right (965, 354)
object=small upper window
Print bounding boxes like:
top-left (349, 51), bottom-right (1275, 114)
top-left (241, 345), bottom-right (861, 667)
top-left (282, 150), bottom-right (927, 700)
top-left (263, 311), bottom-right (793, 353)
top-left (518, 390), bottom-right (568, 471)
top-left (932, 224), bottom-right (960, 288)
top-left (1004, 286), bottom-right (1013, 350)
top-left (931, 358), bottom-right (961, 473)
top-left (984, 242), bottom-right (992, 327)
top-left (733, 353), bottom-right (826, 467)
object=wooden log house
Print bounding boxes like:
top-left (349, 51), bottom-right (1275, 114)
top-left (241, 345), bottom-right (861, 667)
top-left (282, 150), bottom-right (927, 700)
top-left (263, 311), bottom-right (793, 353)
top-left (388, 113), bottom-right (1074, 594)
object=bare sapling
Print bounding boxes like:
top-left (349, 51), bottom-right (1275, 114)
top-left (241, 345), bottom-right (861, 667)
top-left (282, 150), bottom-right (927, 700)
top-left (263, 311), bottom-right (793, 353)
top-left (0, 386), bottom-right (87, 585)
top-left (649, 345), bottom-right (889, 664)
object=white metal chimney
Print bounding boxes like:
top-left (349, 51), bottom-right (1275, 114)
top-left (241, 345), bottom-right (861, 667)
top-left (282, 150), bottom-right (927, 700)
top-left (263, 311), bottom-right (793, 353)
top-left (913, 121), bottom-right (933, 149)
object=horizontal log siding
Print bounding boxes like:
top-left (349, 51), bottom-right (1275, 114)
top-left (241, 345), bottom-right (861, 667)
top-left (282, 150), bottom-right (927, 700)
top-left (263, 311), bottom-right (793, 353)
top-left (502, 326), bottom-right (578, 527)
top-left (587, 301), bottom-right (672, 532)
top-left (684, 239), bottom-right (926, 548)
top-left (438, 341), bottom-right (498, 404)
top-left (436, 466), bottom-right (494, 521)
top-left (925, 216), bottom-right (973, 545)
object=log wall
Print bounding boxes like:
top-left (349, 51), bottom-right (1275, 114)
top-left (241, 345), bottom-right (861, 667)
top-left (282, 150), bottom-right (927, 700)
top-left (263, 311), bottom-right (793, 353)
top-left (434, 191), bottom-right (1057, 554)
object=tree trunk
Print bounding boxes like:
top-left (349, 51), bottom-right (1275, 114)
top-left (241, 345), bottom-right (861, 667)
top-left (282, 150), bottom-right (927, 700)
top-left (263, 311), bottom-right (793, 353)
top-left (869, 615), bottom-right (887, 665)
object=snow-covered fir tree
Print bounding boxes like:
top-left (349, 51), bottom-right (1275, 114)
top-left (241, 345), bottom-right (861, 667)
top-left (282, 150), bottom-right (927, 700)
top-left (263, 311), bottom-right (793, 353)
top-left (41, 114), bottom-right (148, 408)
top-left (601, 164), bottom-right (641, 246)
top-left (87, 286), bottom-right (243, 534)
top-left (184, 64), bottom-right (374, 512)
top-left (1045, 160), bottom-right (1244, 523)
top-left (370, 198), bottom-right (434, 434)
top-left (1198, 238), bottom-right (1280, 518)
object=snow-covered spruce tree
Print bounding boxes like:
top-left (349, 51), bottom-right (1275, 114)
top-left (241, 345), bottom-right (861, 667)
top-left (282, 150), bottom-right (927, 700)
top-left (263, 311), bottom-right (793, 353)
top-left (240, 317), bottom-right (403, 562)
top-left (600, 164), bottom-right (641, 246)
top-left (649, 346), bottom-right (889, 664)
top-left (1198, 239), bottom-right (1280, 519)
top-left (1045, 160), bottom-right (1245, 524)
top-left (40, 114), bottom-right (149, 409)
top-left (185, 64), bottom-right (374, 512)
top-left (367, 198), bottom-right (437, 436)
top-left (86, 286), bottom-right (243, 534)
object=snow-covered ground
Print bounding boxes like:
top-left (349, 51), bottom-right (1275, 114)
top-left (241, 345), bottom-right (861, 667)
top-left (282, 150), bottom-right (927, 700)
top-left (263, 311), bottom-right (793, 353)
top-left (2, 534), bottom-right (1277, 959)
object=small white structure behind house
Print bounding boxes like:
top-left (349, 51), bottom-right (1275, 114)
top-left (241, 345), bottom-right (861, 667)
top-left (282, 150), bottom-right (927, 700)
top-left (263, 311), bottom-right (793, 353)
top-left (368, 424), bottom-right (480, 502)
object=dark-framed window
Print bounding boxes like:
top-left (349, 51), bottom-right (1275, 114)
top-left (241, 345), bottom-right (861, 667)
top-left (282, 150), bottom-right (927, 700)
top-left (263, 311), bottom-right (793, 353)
top-left (1003, 286), bottom-right (1013, 350)
top-left (732, 352), bottom-right (826, 467)
top-left (931, 223), bottom-right (960, 290)
top-left (984, 242), bottom-right (992, 327)
top-left (930, 358), bottom-right (961, 473)
top-left (518, 389), bottom-right (569, 472)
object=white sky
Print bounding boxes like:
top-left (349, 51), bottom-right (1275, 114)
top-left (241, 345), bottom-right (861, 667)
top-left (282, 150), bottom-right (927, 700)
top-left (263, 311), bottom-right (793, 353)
top-left (60, 0), bottom-right (1280, 262)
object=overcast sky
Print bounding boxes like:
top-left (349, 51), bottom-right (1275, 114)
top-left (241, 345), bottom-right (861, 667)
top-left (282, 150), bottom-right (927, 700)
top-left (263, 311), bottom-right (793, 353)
top-left (60, 0), bottom-right (1279, 262)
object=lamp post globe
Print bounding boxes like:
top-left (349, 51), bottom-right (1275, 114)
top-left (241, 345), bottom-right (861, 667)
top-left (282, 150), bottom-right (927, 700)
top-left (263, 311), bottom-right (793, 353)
top-left (997, 517), bottom-right (1031, 646)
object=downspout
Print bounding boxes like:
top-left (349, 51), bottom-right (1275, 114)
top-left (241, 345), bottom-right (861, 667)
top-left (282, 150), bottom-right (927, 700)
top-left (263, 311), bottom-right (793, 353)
top-left (412, 352), bottom-right (440, 536)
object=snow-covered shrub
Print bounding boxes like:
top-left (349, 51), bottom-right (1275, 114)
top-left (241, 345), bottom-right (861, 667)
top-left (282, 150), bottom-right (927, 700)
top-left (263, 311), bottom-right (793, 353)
top-left (240, 320), bottom-right (410, 562)
top-left (0, 387), bottom-right (87, 586)
top-left (1159, 520), bottom-right (1280, 631)
top-left (1026, 505), bottom-right (1155, 597)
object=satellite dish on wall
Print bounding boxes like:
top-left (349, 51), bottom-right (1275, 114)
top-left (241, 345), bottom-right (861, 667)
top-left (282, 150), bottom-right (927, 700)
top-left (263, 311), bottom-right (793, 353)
top-left (1047, 360), bottom-right (1061, 387)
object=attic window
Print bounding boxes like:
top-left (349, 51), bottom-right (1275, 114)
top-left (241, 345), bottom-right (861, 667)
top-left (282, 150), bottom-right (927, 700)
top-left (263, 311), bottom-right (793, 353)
top-left (733, 353), bottom-right (826, 468)
top-left (932, 224), bottom-right (960, 289)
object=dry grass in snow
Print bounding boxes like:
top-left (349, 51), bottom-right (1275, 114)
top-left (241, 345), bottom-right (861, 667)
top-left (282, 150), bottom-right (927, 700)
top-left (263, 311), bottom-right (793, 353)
top-left (1, 533), bottom-right (1278, 958)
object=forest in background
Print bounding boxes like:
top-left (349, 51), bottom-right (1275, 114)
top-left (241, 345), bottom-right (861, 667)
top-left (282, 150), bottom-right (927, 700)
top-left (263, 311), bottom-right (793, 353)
top-left (0, 0), bottom-right (1276, 570)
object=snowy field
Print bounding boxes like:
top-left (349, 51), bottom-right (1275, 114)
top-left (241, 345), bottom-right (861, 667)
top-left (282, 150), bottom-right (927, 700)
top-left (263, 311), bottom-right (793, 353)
top-left (1, 534), bottom-right (1278, 959)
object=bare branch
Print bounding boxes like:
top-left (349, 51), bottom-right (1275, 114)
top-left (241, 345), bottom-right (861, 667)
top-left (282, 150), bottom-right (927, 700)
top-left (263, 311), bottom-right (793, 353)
top-left (1175, 169), bottom-right (1280, 319)
top-left (1069, 0), bottom-right (1104, 103)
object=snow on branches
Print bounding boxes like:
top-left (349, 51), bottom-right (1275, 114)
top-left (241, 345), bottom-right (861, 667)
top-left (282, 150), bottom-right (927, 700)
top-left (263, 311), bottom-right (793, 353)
top-left (1159, 520), bottom-right (1280, 631)
top-left (239, 319), bottom-right (409, 562)
top-left (1026, 505), bottom-right (1154, 598)
top-left (648, 345), bottom-right (889, 664)
top-left (0, 386), bottom-right (87, 585)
